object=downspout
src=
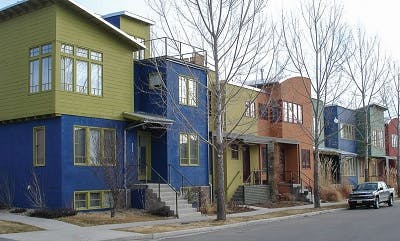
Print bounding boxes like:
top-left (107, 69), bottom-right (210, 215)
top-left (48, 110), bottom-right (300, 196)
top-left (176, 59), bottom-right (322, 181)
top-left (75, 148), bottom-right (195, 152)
top-left (124, 123), bottom-right (146, 208)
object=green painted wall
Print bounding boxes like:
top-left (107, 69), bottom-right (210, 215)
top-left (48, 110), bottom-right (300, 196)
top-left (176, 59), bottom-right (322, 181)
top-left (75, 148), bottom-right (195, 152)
top-left (368, 106), bottom-right (385, 157)
top-left (225, 84), bottom-right (258, 135)
top-left (55, 5), bottom-right (135, 120)
top-left (119, 16), bottom-right (151, 58)
top-left (0, 5), bottom-right (56, 121)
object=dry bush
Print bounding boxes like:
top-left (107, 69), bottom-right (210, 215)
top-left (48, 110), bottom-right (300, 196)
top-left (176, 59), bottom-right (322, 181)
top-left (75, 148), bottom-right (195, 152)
top-left (280, 193), bottom-right (296, 202)
top-left (338, 179), bottom-right (353, 199)
top-left (320, 185), bottom-right (342, 202)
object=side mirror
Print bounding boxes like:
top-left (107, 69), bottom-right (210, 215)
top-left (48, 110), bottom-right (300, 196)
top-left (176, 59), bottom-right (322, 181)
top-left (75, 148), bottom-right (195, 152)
top-left (379, 187), bottom-right (384, 191)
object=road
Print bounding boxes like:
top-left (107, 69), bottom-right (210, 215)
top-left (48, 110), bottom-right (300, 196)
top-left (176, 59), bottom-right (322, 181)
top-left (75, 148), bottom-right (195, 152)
top-left (160, 203), bottom-right (399, 241)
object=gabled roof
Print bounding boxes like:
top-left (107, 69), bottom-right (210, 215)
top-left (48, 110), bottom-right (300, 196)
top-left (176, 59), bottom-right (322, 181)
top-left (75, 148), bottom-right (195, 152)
top-left (102, 11), bottom-right (155, 25)
top-left (0, 0), bottom-right (146, 50)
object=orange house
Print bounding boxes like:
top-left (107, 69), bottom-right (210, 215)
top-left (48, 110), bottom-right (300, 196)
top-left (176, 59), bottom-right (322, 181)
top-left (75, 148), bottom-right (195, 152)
top-left (256, 76), bottom-right (314, 194)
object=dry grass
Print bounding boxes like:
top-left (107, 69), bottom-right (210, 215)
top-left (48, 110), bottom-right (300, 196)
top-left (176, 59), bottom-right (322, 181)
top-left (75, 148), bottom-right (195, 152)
top-left (0, 220), bottom-right (43, 234)
top-left (58, 209), bottom-right (170, 227)
top-left (118, 204), bottom-right (347, 234)
top-left (254, 201), bottom-right (308, 208)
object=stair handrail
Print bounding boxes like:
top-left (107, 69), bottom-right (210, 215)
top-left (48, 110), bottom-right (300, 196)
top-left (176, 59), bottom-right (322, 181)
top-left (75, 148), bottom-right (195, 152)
top-left (149, 166), bottom-right (180, 218)
top-left (226, 170), bottom-right (241, 193)
top-left (300, 171), bottom-right (313, 201)
top-left (168, 164), bottom-right (195, 188)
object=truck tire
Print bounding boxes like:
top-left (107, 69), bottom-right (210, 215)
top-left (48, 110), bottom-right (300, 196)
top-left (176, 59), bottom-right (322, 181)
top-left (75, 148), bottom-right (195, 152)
top-left (373, 197), bottom-right (380, 209)
top-left (388, 195), bottom-right (393, 207)
top-left (349, 203), bottom-right (356, 209)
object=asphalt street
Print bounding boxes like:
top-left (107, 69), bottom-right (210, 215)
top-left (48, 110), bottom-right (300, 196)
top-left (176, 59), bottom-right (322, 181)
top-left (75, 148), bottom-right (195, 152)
top-left (160, 203), bottom-right (399, 241)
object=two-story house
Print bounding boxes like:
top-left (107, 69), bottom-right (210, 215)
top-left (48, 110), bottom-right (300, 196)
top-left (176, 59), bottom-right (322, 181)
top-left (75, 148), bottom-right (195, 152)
top-left (384, 118), bottom-right (398, 185)
top-left (0, 0), bottom-right (209, 213)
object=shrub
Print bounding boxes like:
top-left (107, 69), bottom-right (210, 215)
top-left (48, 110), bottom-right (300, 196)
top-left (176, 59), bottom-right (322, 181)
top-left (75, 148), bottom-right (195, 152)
top-left (320, 186), bottom-right (342, 202)
top-left (9, 208), bottom-right (26, 213)
top-left (28, 208), bottom-right (77, 219)
top-left (149, 207), bottom-right (173, 217)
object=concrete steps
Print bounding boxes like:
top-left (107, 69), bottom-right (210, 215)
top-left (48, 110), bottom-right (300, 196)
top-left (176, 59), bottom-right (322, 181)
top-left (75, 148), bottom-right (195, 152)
top-left (146, 183), bottom-right (202, 218)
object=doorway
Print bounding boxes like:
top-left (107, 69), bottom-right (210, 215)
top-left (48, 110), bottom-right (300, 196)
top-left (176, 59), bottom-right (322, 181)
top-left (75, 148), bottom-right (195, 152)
top-left (138, 131), bottom-right (151, 181)
top-left (243, 145), bottom-right (250, 182)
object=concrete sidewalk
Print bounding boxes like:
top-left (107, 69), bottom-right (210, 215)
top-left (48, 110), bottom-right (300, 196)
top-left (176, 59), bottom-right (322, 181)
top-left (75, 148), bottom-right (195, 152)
top-left (0, 202), bottom-right (347, 241)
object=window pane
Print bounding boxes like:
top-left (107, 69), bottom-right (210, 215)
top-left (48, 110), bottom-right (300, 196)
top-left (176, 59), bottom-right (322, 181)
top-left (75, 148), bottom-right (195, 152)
top-left (104, 130), bottom-right (116, 164)
top-left (283, 102), bottom-right (288, 121)
top-left (42, 44), bottom-right (52, 55)
top-left (61, 44), bottom-right (73, 54)
top-left (76, 48), bottom-right (88, 58)
top-left (288, 102), bottom-right (293, 122)
top-left (188, 78), bottom-right (197, 106)
top-left (90, 51), bottom-right (102, 61)
top-left (90, 192), bottom-right (101, 207)
top-left (75, 193), bottom-right (87, 209)
top-left (89, 129), bottom-right (101, 165)
top-left (41, 57), bottom-right (52, 91)
top-left (91, 64), bottom-right (102, 96)
top-left (29, 60), bottom-right (39, 93)
top-left (298, 105), bottom-right (303, 123)
top-left (189, 135), bottom-right (198, 165)
top-left (74, 128), bottom-right (86, 164)
top-left (180, 134), bottom-right (188, 165)
top-left (179, 76), bottom-right (187, 104)
top-left (34, 127), bottom-right (45, 166)
top-left (103, 191), bottom-right (113, 208)
top-left (149, 73), bottom-right (162, 89)
top-left (29, 47), bottom-right (39, 57)
top-left (76, 61), bottom-right (88, 94)
top-left (61, 57), bottom-right (73, 91)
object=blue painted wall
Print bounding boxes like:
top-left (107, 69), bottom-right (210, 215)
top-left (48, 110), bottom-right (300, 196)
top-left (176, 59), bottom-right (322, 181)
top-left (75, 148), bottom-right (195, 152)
top-left (134, 59), bottom-right (209, 189)
top-left (0, 118), bottom-right (62, 208)
top-left (0, 115), bottom-right (140, 209)
top-left (324, 106), bottom-right (338, 149)
top-left (103, 15), bottom-right (120, 28)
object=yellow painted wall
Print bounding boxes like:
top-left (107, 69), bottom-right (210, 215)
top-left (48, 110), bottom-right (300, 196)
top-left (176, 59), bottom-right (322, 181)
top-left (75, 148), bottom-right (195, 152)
top-left (120, 16), bottom-right (151, 58)
top-left (0, 5), bottom-right (56, 121)
top-left (55, 5), bottom-right (136, 120)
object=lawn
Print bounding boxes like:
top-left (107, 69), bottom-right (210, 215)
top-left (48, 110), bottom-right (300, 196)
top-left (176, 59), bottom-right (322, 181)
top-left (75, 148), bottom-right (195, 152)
top-left (117, 204), bottom-right (347, 234)
top-left (58, 209), bottom-right (171, 227)
top-left (0, 220), bottom-right (43, 234)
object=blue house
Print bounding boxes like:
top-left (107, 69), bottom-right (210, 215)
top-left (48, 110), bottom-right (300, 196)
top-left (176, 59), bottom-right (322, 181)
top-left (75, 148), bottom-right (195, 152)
top-left (322, 105), bottom-right (358, 186)
top-left (0, 1), bottom-right (209, 214)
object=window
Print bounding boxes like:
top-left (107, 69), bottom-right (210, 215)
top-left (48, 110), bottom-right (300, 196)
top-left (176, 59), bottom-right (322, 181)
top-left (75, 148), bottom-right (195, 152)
top-left (340, 123), bottom-right (355, 140)
top-left (392, 134), bottom-right (398, 148)
top-left (149, 73), bottom-right (162, 89)
top-left (231, 144), bottom-right (239, 160)
top-left (74, 126), bottom-right (116, 165)
top-left (61, 43), bottom-right (103, 96)
top-left (371, 130), bottom-right (377, 146)
top-left (74, 190), bottom-right (111, 210)
top-left (258, 103), bottom-right (268, 120)
top-left (359, 160), bottom-right (365, 177)
top-left (180, 133), bottom-right (199, 166)
top-left (33, 127), bottom-right (45, 166)
top-left (301, 149), bottom-right (311, 169)
top-left (282, 101), bottom-right (303, 124)
top-left (134, 37), bottom-right (145, 60)
top-left (271, 102), bottom-right (280, 122)
top-left (371, 129), bottom-right (384, 148)
top-left (342, 157), bottom-right (356, 176)
top-left (245, 101), bottom-right (255, 118)
top-left (29, 43), bottom-right (53, 93)
top-left (178, 76), bottom-right (197, 106)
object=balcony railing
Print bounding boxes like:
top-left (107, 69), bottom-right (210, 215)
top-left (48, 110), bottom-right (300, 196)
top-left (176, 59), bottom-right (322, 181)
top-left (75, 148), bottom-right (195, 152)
top-left (144, 37), bottom-right (207, 67)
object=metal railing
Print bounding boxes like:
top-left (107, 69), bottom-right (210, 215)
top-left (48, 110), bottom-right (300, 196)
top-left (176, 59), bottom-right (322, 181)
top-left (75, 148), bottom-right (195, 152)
top-left (282, 171), bottom-right (300, 184)
top-left (144, 37), bottom-right (207, 67)
top-left (168, 164), bottom-right (195, 190)
top-left (138, 165), bottom-right (180, 218)
top-left (300, 171), bottom-right (313, 201)
top-left (244, 169), bottom-right (267, 185)
top-left (226, 170), bottom-right (241, 194)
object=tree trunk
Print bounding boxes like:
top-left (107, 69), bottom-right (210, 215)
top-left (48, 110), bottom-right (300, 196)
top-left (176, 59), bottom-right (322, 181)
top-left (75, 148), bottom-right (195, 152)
top-left (364, 111), bottom-right (370, 182)
top-left (314, 149), bottom-right (321, 208)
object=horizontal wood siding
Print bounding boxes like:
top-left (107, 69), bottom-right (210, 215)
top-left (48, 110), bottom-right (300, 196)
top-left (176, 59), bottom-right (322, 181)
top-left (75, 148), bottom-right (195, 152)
top-left (120, 16), bottom-right (151, 58)
top-left (244, 185), bottom-right (270, 204)
top-left (0, 5), bottom-right (56, 121)
top-left (55, 5), bottom-right (134, 120)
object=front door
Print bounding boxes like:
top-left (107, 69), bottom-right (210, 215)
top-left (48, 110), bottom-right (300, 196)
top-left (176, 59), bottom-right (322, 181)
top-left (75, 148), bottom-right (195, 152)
top-left (243, 145), bottom-right (250, 182)
top-left (138, 131), bottom-right (151, 181)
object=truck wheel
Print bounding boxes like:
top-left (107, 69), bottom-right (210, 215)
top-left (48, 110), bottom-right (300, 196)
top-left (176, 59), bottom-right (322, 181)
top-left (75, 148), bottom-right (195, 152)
top-left (374, 197), bottom-right (380, 209)
top-left (388, 195), bottom-right (393, 207)
top-left (349, 204), bottom-right (356, 209)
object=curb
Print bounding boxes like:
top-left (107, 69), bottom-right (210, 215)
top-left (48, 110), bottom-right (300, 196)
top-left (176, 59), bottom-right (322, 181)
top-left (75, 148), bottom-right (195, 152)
top-left (109, 208), bottom-right (345, 240)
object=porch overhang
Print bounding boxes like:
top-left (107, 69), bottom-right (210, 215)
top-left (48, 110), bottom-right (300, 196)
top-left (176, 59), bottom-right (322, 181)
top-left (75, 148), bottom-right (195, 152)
top-left (318, 147), bottom-right (357, 157)
top-left (370, 155), bottom-right (396, 160)
top-left (221, 132), bottom-right (299, 145)
top-left (122, 112), bottom-right (174, 126)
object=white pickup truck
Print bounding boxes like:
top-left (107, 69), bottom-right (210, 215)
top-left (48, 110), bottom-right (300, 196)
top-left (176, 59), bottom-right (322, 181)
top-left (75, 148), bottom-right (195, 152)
top-left (348, 181), bottom-right (395, 209)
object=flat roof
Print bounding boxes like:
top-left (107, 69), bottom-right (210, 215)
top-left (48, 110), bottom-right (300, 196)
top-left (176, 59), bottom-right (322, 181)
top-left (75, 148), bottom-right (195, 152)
top-left (102, 11), bottom-right (155, 25)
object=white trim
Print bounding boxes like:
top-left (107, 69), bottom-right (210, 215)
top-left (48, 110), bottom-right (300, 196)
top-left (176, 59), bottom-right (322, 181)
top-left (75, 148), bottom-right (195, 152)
top-left (102, 11), bottom-right (155, 25)
top-left (0, 0), bottom-right (146, 50)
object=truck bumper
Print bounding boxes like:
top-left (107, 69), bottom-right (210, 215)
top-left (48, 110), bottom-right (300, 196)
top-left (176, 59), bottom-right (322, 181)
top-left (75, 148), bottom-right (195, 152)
top-left (348, 198), bottom-right (375, 206)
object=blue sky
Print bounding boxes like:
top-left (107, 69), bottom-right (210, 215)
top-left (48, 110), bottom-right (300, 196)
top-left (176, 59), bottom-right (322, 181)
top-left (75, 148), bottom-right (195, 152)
top-left (0, 0), bottom-right (399, 59)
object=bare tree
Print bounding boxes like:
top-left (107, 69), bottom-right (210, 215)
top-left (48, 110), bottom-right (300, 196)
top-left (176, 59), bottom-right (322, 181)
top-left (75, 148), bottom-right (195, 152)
top-left (0, 172), bottom-right (15, 209)
top-left (282, 0), bottom-right (351, 208)
top-left (26, 170), bottom-right (45, 208)
top-left (149, 0), bottom-right (282, 220)
top-left (380, 62), bottom-right (400, 193)
top-left (344, 28), bottom-right (390, 182)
